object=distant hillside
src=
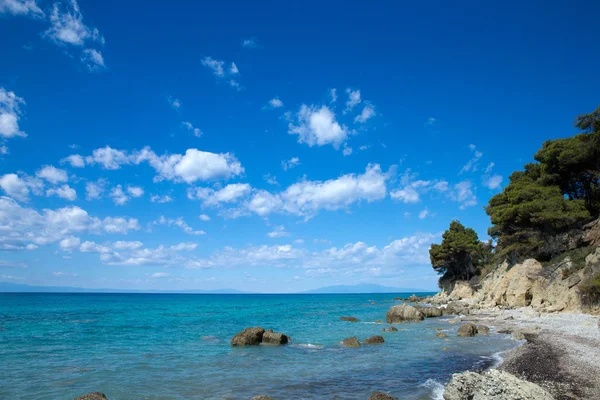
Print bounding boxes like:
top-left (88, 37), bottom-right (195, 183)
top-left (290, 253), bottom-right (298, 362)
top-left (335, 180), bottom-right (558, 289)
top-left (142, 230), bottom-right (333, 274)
top-left (303, 283), bottom-right (437, 294)
top-left (0, 282), bottom-right (245, 294)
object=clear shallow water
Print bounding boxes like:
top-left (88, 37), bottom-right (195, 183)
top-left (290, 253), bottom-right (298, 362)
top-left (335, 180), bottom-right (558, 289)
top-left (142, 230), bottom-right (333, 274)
top-left (0, 293), bottom-right (518, 399)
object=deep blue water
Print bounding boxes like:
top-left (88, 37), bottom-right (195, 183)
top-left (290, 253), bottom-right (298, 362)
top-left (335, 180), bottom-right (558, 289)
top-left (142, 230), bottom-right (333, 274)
top-left (0, 293), bottom-right (518, 399)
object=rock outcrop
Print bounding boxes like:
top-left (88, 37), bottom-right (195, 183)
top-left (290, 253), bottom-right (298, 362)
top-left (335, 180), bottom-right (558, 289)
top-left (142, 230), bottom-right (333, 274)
top-left (339, 316), bottom-right (359, 322)
top-left (476, 324), bottom-right (490, 335)
top-left (443, 369), bottom-right (553, 400)
top-left (74, 393), bottom-right (108, 400)
top-left (342, 337), bottom-right (360, 348)
top-left (369, 392), bottom-right (397, 400)
top-left (386, 304), bottom-right (424, 323)
top-left (364, 335), bottom-right (385, 344)
top-left (415, 305), bottom-right (443, 318)
top-left (449, 281), bottom-right (475, 300)
top-left (382, 326), bottom-right (398, 332)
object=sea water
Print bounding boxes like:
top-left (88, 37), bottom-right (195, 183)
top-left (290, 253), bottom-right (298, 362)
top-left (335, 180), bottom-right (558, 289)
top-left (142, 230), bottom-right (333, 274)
top-left (0, 293), bottom-right (518, 399)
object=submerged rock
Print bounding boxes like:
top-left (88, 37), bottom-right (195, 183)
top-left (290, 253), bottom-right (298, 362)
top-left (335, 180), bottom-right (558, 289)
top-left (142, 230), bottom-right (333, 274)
top-left (73, 393), bottom-right (108, 400)
top-left (443, 369), bottom-right (553, 400)
top-left (382, 326), bottom-right (399, 332)
top-left (364, 335), bottom-right (385, 344)
top-left (457, 323), bottom-right (477, 337)
top-left (369, 392), bottom-right (397, 400)
top-left (340, 316), bottom-right (359, 322)
top-left (231, 327), bottom-right (265, 346)
top-left (386, 304), bottom-right (424, 323)
top-left (436, 332), bottom-right (448, 338)
top-left (262, 329), bottom-right (289, 345)
top-left (342, 336), bottom-right (361, 348)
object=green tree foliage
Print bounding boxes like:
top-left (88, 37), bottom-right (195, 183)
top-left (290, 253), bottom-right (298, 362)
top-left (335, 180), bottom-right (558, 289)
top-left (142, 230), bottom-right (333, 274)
top-left (429, 221), bottom-right (490, 289)
top-left (484, 105), bottom-right (600, 262)
top-left (534, 107), bottom-right (600, 217)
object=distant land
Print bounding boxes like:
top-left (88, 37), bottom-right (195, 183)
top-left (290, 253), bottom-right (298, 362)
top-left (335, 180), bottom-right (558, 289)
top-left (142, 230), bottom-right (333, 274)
top-left (0, 282), bottom-right (438, 294)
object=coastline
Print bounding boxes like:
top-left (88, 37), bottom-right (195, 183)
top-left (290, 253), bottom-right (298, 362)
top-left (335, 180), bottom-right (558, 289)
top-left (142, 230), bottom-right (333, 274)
top-left (442, 306), bottom-right (600, 400)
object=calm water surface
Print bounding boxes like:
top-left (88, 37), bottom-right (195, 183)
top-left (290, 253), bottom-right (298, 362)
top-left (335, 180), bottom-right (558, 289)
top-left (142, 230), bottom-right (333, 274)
top-left (0, 293), bottom-right (518, 399)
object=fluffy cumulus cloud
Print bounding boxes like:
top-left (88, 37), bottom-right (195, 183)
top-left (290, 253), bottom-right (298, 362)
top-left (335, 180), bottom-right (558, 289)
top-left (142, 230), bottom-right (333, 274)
top-left (85, 179), bottom-right (106, 200)
top-left (288, 105), bottom-right (349, 149)
top-left (451, 180), bottom-right (478, 209)
top-left (0, 173), bottom-right (43, 202)
top-left (0, 88), bottom-right (27, 139)
top-left (281, 157), bottom-right (300, 171)
top-left (482, 162), bottom-right (503, 190)
top-left (36, 165), bottom-right (68, 184)
top-left (345, 88), bottom-right (361, 112)
top-left (201, 56), bottom-right (241, 89)
top-left (267, 225), bottom-right (289, 238)
top-left (266, 97), bottom-right (284, 109)
top-left (0, 196), bottom-right (139, 250)
top-left (69, 146), bottom-right (244, 184)
top-left (0, 0), bottom-right (44, 17)
top-left (354, 104), bottom-right (376, 123)
top-left (61, 154), bottom-right (85, 168)
top-left (187, 183), bottom-right (251, 206)
top-left (46, 184), bottom-right (77, 201)
top-left (153, 216), bottom-right (205, 236)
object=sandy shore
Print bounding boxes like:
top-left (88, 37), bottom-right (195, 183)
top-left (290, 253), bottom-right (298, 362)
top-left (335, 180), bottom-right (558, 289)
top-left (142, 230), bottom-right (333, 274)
top-left (457, 307), bottom-right (600, 400)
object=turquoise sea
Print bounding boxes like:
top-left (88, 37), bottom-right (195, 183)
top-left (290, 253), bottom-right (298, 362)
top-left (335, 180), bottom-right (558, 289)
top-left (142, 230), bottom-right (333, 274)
top-left (0, 293), bottom-right (519, 399)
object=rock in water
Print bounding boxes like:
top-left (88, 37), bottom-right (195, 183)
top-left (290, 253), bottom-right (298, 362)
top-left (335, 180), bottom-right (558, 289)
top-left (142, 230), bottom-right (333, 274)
top-left (457, 323), bottom-right (477, 337)
top-left (231, 327), bottom-right (265, 346)
top-left (387, 326), bottom-right (398, 332)
top-left (443, 369), bottom-right (553, 400)
top-left (339, 316), bottom-right (359, 322)
top-left (261, 329), bottom-right (289, 345)
top-left (73, 393), bottom-right (108, 400)
top-left (250, 396), bottom-right (273, 400)
top-left (386, 304), bottom-right (425, 323)
top-left (415, 305), bottom-right (443, 318)
top-left (476, 324), bottom-right (490, 335)
top-left (342, 337), bottom-right (361, 348)
top-left (369, 392), bottom-right (397, 400)
top-left (364, 335), bottom-right (385, 344)
top-left (436, 332), bottom-right (448, 338)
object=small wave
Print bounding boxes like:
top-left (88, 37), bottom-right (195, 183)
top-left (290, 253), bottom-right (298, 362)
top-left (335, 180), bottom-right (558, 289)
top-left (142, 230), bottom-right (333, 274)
top-left (420, 379), bottom-right (444, 400)
top-left (296, 343), bottom-right (324, 349)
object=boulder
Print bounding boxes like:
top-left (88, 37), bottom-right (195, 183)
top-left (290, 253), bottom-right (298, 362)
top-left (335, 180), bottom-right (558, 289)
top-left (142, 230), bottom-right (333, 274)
top-left (443, 302), bottom-right (470, 316)
top-left (364, 335), bottom-right (385, 344)
top-left (387, 326), bottom-right (398, 332)
top-left (582, 218), bottom-right (600, 247)
top-left (231, 327), bottom-right (265, 346)
top-left (342, 336), bottom-right (361, 348)
top-left (340, 316), bottom-right (359, 322)
top-left (415, 306), bottom-right (443, 318)
top-left (74, 394), bottom-right (107, 400)
top-left (250, 396), bottom-right (273, 400)
top-left (436, 332), bottom-right (448, 338)
top-left (261, 329), bottom-right (289, 345)
top-left (407, 294), bottom-right (424, 302)
top-left (369, 392), bottom-right (397, 400)
top-left (457, 323), bottom-right (477, 337)
top-left (512, 331), bottom-right (526, 340)
top-left (386, 304), bottom-right (424, 323)
top-left (375, 319), bottom-right (383, 324)
top-left (476, 325), bottom-right (490, 335)
top-left (443, 369), bottom-right (553, 400)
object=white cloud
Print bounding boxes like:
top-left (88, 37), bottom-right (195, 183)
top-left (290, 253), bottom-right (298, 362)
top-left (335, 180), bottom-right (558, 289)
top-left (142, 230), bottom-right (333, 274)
top-left (418, 209), bottom-right (430, 219)
top-left (182, 121), bottom-right (202, 137)
top-left (230, 62), bottom-right (239, 75)
top-left (46, 184), bottom-right (77, 201)
top-left (59, 236), bottom-right (80, 251)
top-left (167, 96), bottom-right (181, 110)
top-left (263, 173), bottom-right (278, 185)
top-left (81, 48), bottom-right (106, 72)
top-left (150, 194), bottom-right (173, 203)
top-left (45, 0), bottom-right (104, 47)
top-left (85, 178), bottom-right (106, 200)
top-left (151, 272), bottom-right (169, 278)
top-left (127, 186), bottom-right (144, 198)
top-left (354, 104), bottom-right (376, 123)
top-left (451, 180), bottom-right (478, 209)
top-left (109, 185), bottom-right (129, 205)
top-left (0, 0), bottom-right (44, 17)
top-left (245, 163), bottom-right (389, 218)
top-left (288, 105), bottom-right (349, 149)
top-left (267, 97), bottom-right (284, 109)
top-left (153, 216), bottom-right (205, 236)
top-left (61, 154), bottom-right (85, 167)
top-left (0, 145), bottom-right (8, 155)
top-left (390, 170), bottom-right (448, 204)
top-left (198, 214), bottom-right (211, 221)
top-left (482, 162), bottom-right (503, 190)
top-left (460, 144), bottom-right (483, 174)
top-left (113, 241), bottom-right (143, 250)
top-left (0, 173), bottom-right (43, 202)
top-left (329, 88), bottom-right (337, 103)
top-left (390, 186), bottom-right (420, 203)
top-left (187, 183), bottom-right (251, 206)
top-left (242, 38), bottom-right (257, 48)
top-left (425, 117), bottom-right (436, 126)
top-left (36, 165), bottom-right (68, 184)
top-left (74, 146), bottom-right (244, 184)
top-left (0, 88), bottom-right (27, 139)
top-left (202, 56), bottom-right (240, 88)
top-left (267, 225), bottom-right (290, 238)
top-left (281, 157), bottom-right (300, 171)
top-left (345, 88), bottom-right (361, 112)
top-left (342, 146), bottom-right (353, 156)
top-left (80, 240), bottom-right (110, 253)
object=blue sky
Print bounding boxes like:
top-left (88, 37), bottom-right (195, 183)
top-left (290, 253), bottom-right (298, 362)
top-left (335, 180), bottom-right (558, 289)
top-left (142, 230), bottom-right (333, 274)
top-left (1, 0), bottom-right (599, 292)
